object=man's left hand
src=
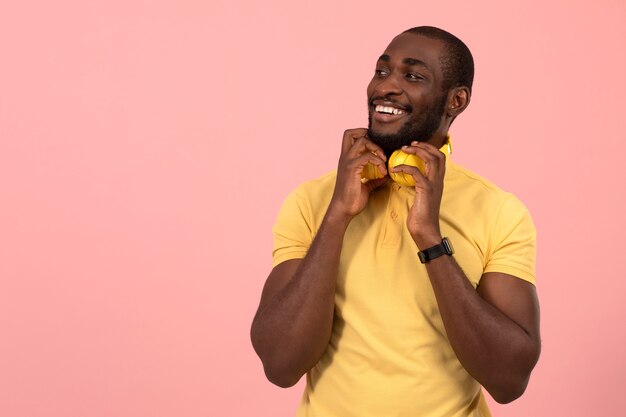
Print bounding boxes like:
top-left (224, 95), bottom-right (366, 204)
top-left (389, 141), bottom-right (446, 249)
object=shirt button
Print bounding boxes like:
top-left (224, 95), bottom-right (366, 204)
top-left (390, 211), bottom-right (398, 220)
top-left (392, 183), bottom-right (400, 191)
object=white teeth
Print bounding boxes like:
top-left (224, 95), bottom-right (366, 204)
top-left (375, 105), bottom-right (404, 115)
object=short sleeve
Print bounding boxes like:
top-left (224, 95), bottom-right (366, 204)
top-left (484, 194), bottom-right (537, 285)
top-left (271, 189), bottom-right (314, 268)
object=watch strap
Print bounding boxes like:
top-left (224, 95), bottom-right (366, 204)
top-left (418, 237), bottom-right (454, 264)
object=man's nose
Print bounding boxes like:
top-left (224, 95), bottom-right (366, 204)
top-left (374, 74), bottom-right (402, 96)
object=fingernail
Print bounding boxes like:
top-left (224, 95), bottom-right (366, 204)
top-left (411, 141), bottom-right (419, 145)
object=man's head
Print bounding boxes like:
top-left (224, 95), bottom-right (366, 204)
top-left (367, 26), bottom-right (474, 157)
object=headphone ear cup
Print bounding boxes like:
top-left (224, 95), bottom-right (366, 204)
top-left (388, 150), bottom-right (426, 187)
top-left (388, 150), bottom-right (408, 185)
top-left (361, 162), bottom-right (385, 180)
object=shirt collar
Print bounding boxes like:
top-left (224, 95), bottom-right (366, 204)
top-left (440, 134), bottom-right (453, 158)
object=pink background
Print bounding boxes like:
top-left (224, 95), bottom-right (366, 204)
top-left (1, 0), bottom-right (625, 416)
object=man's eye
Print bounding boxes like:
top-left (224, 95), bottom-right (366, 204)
top-left (406, 73), bottom-right (423, 81)
top-left (375, 69), bottom-right (388, 77)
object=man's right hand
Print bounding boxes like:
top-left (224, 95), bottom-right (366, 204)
top-left (328, 128), bottom-right (389, 220)
top-left (251, 128), bottom-right (388, 387)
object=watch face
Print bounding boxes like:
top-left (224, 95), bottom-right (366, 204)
top-left (443, 238), bottom-right (454, 255)
top-left (418, 251), bottom-right (427, 263)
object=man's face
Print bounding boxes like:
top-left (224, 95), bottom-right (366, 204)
top-left (367, 33), bottom-right (448, 158)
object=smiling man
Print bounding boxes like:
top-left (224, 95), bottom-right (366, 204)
top-left (251, 26), bottom-right (540, 417)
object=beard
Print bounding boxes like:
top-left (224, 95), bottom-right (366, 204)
top-left (367, 94), bottom-right (447, 159)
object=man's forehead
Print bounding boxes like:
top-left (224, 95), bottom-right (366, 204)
top-left (379, 33), bottom-right (444, 66)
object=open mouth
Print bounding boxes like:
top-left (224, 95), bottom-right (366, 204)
top-left (371, 102), bottom-right (410, 123)
top-left (375, 105), bottom-right (405, 115)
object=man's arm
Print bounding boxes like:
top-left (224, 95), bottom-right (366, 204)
top-left (424, 258), bottom-right (540, 403)
top-left (250, 129), bottom-right (388, 387)
top-left (250, 211), bottom-right (349, 388)
top-left (393, 141), bottom-right (540, 403)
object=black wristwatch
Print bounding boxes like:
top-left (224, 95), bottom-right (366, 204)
top-left (418, 237), bottom-right (454, 264)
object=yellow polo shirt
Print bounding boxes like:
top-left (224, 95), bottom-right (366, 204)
top-left (272, 150), bottom-right (537, 417)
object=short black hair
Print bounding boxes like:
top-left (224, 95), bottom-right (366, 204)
top-left (403, 26), bottom-right (474, 93)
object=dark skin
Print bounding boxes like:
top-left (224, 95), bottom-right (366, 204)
top-left (251, 33), bottom-right (541, 403)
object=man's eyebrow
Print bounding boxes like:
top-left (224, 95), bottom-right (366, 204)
top-left (403, 57), bottom-right (430, 70)
top-left (377, 55), bottom-right (431, 71)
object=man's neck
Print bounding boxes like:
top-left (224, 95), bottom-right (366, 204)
top-left (428, 130), bottom-right (450, 149)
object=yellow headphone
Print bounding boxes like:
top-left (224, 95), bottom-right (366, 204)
top-left (361, 138), bottom-right (452, 187)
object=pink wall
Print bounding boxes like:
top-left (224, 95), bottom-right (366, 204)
top-left (1, 0), bottom-right (625, 416)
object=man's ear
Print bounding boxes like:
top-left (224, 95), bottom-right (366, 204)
top-left (446, 87), bottom-right (471, 118)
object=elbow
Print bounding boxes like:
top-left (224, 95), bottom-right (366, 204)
top-left (487, 378), bottom-right (529, 404)
top-left (256, 347), bottom-right (304, 388)
top-left (486, 359), bottom-right (537, 404)
top-left (250, 329), bottom-right (304, 388)
top-left (263, 363), bottom-right (303, 388)
top-left (488, 339), bottom-right (541, 404)
top-left (485, 360), bottom-right (537, 403)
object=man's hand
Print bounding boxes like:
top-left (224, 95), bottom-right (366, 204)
top-left (328, 128), bottom-right (389, 220)
top-left (390, 141), bottom-right (446, 249)
top-left (253, 131), bottom-right (388, 387)
top-left (392, 141), bottom-right (541, 403)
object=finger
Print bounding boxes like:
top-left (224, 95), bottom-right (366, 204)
top-left (363, 141), bottom-right (387, 162)
top-left (401, 143), bottom-right (446, 179)
top-left (403, 141), bottom-right (446, 161)
top-left (390, 163), bottom-right (427, 187)
top-left (349, 137), bottom-right (387, 162)
top-left (410, 141), bottom-right (446, 164)
top-left (341, 128), bottom-right (369, 154)
top-left (351, 152), bottom-right (388, 176)
top-left (409, 140), bottom-right (441, 152)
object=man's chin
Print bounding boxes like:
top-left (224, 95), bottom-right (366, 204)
top-left (369, 126), bottom-right (399, 138)
top-left (367, 130), bottom-right (408, 159)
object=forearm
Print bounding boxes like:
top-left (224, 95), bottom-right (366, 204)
top-left (425, 256), bottom-right (540, 403)
top-left (251, 208), bottom-right (351, 387)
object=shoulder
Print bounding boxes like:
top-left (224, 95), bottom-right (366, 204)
top-left (445, 159), bottom-right (536, 250)
top-left (446, 160), bottom-right (531, 216)
top-left (447, 160), bottom-right (508, 196)
top-left (446, 161), bottom-right (537, 283)
top-left (291, 170), bottom-right (337, 199)
top-left (275, 170), bottom-right (337, 227)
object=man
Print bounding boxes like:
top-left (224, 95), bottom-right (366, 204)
top-left (251, 26), bottom-right (540, 417)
